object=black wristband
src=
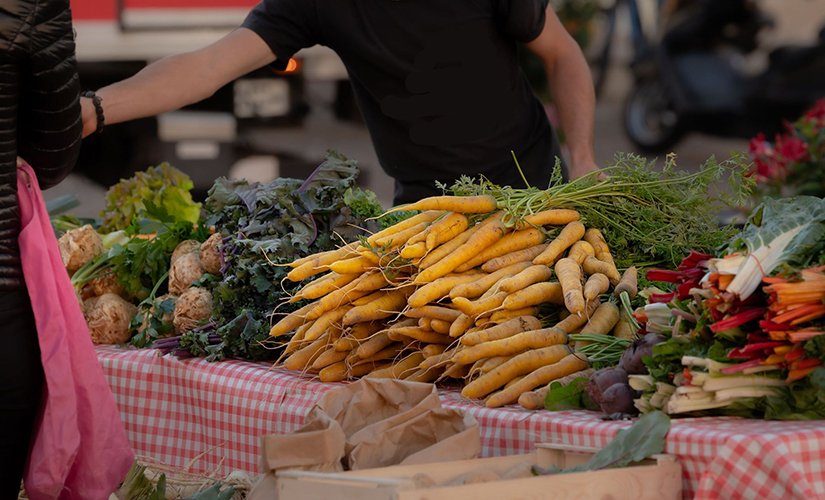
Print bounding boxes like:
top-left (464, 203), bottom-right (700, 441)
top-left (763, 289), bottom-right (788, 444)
top-left (82, 90), bottom-right (105, 134)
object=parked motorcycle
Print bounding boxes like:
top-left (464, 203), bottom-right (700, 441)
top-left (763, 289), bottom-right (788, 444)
top-left (624, 0), bottom-right (825, 153)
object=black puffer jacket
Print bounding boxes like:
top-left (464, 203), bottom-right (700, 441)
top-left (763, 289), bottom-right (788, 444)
top-left (0, 0), bottom-right (83, 290)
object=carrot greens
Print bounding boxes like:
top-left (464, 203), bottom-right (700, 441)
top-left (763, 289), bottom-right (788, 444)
top-left (444, 152), bottom-right (755, 269)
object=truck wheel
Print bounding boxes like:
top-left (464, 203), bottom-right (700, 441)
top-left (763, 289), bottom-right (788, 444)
top-left (623, 80), bottom-right (685, 154)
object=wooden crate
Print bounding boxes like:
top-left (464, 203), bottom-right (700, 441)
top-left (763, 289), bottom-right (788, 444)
top-left (276, 443), bottom-right (682, 500)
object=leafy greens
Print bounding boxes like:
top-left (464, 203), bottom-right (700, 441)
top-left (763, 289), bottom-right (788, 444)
top-left (180, 151), bottom-right (382, 361)
top-left (99, 163), bottom-right (202, 233)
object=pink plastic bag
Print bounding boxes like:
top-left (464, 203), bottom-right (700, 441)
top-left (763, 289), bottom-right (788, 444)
top-left (18, 164), bottom-right (134, 500)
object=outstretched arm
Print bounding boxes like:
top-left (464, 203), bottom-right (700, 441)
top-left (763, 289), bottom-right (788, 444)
top-left (82, 28), bottom-right (276, 136)
top-left (526, 6), bottom-right (598, 179)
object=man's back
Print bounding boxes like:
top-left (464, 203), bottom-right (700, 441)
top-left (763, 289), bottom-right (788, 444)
top-left (243, 0), bottom-right (562, 203)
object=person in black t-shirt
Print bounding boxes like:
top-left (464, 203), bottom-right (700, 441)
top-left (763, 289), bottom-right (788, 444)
top-left (81, 0), bottom-right (597, 205)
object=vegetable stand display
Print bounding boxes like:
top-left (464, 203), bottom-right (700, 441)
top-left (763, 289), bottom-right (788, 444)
top-left (95, 344), bottom-right (825, 500)
top-left (58, 152), bottom-right (825, 499)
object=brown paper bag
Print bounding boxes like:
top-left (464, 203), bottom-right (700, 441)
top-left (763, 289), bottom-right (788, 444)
top-left (248, 378), bottom-right (480, 499)
top-left (246, 412), bottom-right (346, 498)
top-left (350, 405), bottom-right (481, 469)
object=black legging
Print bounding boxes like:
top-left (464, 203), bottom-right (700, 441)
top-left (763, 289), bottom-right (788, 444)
top-left (0, 289), bottom-right (43, 497)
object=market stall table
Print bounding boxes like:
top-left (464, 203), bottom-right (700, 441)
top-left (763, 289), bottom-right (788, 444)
top-left (97, 345), bottom-right (825, 500)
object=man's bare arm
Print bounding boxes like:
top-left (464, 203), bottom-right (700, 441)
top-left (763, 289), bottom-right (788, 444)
top-left (526, 6), bottom-right (598, 178)
top-left (82, 28), bottom-right (275, 136)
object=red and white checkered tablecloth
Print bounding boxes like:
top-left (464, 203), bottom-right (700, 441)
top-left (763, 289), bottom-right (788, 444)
top-left (96, 345), bottom-right (825, 500)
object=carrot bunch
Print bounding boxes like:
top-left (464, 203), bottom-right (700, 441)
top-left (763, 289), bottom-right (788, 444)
top-left (269, 195), bottom-right (639, 408)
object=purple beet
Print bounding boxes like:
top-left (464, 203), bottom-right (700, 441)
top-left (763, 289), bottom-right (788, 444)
top-left (618, 333), bottom-right (667, 375)
top-left (600, 383), bottom-right (639, 415)
top-left (585, 367), bottom-right (628, 407)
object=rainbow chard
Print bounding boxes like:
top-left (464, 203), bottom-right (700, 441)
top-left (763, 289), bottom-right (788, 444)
top-left (710, 308), bottom-right (767, 333)
top-left (710, 197), bottom-right (825, 300)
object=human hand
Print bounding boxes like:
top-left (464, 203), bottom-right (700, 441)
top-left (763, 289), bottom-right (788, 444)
top-left (81, 97), bottom-right (98, 137)
top-left (16, 157), bottom-right (24, 168)
top-left (569, 156), bottom-right (600, 180)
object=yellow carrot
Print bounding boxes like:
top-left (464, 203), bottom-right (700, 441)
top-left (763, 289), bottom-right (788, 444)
top-left (486, 354), bottom-right (590, 408)
top-left (351, 361), bottom-right (393, 378)
top-left (499, 265), bottom-right (554, 294)
top-left (291, 272), bottom-right (360, 303)
top-left (388, 327), bottom-right (454, 344)
top-left (334, 321), bottom-right (383, 351)
top-left (568, 240), bottom-right (595, 265)
top-left (284, 321), bottom-right (313, 355)
top-left (490, 307), bottom-right (539, 323)
top-left (422, 344), bottom-right (448, 359)
top-left (418, 317), bottom-right (433, 331)
top-left (612, 316), bottom-right (637, 341)
top-left (451, 261), bottom-right (532, 299)
top-left (351, 343), bottom-right (406, 365)
top-left (430, 318), bottom-right (452, 335)
top-left (453, 301), bottom-right (597, 365)
top-left (418, 211), bottom-right (506, 269)
top-left (286, 260), bottom-right (327, 282)
top-left (454, 228), bottom-right (545, 272)
top-left (481, 243), bottom-right (549, 273)
top-left (462, 345), bottom-right (571, 398)
top-left (452, 327), bottom-right (569, 365)
top-left (584, 228), bottom-right (620, 281)
top-left (582, 256), bottom-right (621, 285)
top-left (573, 302), bottom-right (620, 350)
top-left (312, 347), bottom-right (350, 370)
top-left (461, 316), bottom-right (542, 346)
top-left (502, 282), bottom-right (563, 310)
top-left (284, 332), bottom-right (331, 371)
top-left (414, 221), bottom-right (507, 284)
top-left (355, 331), bottom-right (394, 359)
top-left (318, 361), bottom-right (351, 382)
top-left (329, 256), bottom-right (375, 275)
top-left (583, 273), bottom-right (610, 301)
top-left (513, 209), bottom-right (581, 229)
top-left (368, 211), bottom-right (445, 245)
top-left (426, 213), bottom-right (469, 250)
top-left (452, 292), bottom-right (508, 317)
top-left (533, 221), bottom-right (586, 266)
top-left (405, 367), bottom-right (442, 383)
top-left (400, 241), bottom-right (428, 259)
top-left (382, 195), bottom-right (498, 215)
top-left (304, 306), bottom-right (351, 341)
top-left (373, 221), bottom-right (430, 250)
top-left (343, 289), bottom-right (408, 326)
top-left (449, 313), bottom-right (475, 338)
top-left (408, 273), bottom-right (486, 307)
top-left (615, 266), bottom-right (638, 300)
top-left (555, 258), bottom-right (585, 315)
top-left (404, 306), bottom-right (462, 322)
top-left (305, 274), bottom-right (370, 321)
top-left (289, 243), bottom-right (358, 268)
top-left (419, 347), bottom-right (459, 370)
top-left (481, 355), bottom-right (519, 373)
top-left (366, 352), bottom-right (426, 379)
top-left (583, 228), bottom-right (610, 257)
top-left (269, 302), bottom-right (315, 337)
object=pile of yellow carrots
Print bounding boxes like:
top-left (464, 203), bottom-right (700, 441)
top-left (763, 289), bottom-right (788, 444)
top-left (270, 195), bottom-right (637, 409)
